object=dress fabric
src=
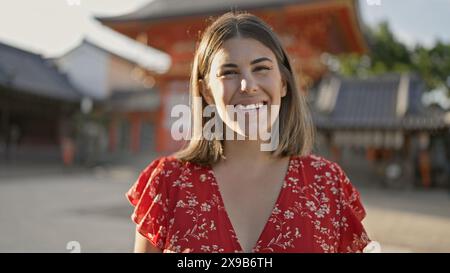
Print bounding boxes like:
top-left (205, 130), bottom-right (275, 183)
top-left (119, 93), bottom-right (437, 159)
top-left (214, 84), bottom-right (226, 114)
top-left (126, 154), bottom-right (371, 253)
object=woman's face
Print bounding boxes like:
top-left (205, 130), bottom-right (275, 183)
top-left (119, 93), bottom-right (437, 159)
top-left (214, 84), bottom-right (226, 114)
top-left (204, 37), bottom-right (287, 139)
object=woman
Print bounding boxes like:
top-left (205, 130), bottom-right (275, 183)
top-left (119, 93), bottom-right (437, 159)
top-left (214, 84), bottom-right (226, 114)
top-left (127, 11), bottom-right (372, 253)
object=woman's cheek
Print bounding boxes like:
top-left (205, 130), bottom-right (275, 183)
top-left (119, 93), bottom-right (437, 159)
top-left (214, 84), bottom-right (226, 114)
top-left (221, 81), bottom-right (239, 104)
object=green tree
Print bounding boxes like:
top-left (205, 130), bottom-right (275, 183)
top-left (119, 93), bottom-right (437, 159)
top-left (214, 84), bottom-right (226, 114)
top-left (412, 41), bottom-right (450, 91)
top-left (335, 21), bottom-right (450, 94)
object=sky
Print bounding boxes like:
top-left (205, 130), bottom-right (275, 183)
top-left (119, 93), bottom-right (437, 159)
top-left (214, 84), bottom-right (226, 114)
top-left (0, 0), bottom-right (150, 57)
top-left (359, 0), bottom-right (450, 48)
top-left (0, 0), bottom-right (449, 57)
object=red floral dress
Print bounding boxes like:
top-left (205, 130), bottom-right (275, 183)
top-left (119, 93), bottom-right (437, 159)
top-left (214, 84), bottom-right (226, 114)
top-left (126, 154), bottom-right (371, 253)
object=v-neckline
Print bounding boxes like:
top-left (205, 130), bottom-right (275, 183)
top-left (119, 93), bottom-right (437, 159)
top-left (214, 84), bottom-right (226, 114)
top-left (208, 156), bottom-right (293, 253)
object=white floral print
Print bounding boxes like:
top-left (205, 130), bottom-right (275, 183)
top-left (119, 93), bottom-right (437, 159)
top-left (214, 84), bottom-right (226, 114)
top-left (127, 155), bottom-right (371, 253)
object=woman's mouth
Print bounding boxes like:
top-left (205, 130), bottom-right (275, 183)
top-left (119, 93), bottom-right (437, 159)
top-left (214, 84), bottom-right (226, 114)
top-left (234, 101), bottom-right (268, 111)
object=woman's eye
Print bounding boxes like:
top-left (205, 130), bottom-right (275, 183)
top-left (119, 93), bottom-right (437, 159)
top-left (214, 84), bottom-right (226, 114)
top-left (219, 71), bottom-right (238, 77)
top-left (254, 66), bottom-right (271, 72)
top-left (223, 71), bottom-right (237, 75)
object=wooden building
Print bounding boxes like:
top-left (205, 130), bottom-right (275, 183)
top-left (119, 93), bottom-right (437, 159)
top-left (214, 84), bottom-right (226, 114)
top-left (0, 41), bottom-right (80, 163)
top-left (53, 39), bottom-right (169, 159)
top-left (312, 73), bottom-right (450, 188)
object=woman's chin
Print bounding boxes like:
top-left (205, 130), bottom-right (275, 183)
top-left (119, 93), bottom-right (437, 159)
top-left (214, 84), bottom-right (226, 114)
top-left (229, 123), bottom-right (271, 140)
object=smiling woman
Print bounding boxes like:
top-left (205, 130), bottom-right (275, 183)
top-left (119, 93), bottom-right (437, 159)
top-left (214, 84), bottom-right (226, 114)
top-left (127, 11), bottom-right (373, 253)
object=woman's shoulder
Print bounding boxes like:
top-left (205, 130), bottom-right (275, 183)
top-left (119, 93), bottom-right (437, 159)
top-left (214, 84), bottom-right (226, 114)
top-left (138, 155), bottom-right (207, 180)
top-left (290, 154), bottom-right (354, 190)
top-left (128, 156), bottom-right (192, 205)
top-left (145, 155), bottom-right (183, 169)
top-left (138, 156), bottom-right (179, 177)
top-left (291, 154), bottom-right (346, 176)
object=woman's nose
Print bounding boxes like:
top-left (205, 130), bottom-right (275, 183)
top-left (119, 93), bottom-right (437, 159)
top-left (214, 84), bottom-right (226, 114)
top-left (240, 76), bottom-right (257, 93)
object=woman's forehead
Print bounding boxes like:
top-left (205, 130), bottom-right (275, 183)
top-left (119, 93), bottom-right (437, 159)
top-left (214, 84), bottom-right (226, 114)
top-left (212, 37), bottom-right (276, 65)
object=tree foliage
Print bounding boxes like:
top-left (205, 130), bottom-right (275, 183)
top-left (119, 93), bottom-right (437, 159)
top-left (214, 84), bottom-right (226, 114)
top-left (334, 21), bottom-right (450, 94)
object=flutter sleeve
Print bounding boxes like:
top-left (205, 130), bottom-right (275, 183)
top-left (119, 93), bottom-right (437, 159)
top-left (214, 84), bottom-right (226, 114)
top-left (126, 158), bottom-right (170, 249)
top-left (332, 162), bottom-right (371, 253)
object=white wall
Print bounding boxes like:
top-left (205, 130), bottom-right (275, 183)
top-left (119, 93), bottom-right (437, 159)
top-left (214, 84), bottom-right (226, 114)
top-left (55, 42), bottom-right (109, 99)
top-left (107, 53), bottom-right (153, 92)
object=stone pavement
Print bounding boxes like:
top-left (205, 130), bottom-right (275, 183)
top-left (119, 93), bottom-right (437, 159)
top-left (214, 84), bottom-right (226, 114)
top-left (0, 159), bottom-right (449, 253)
top-left (360, 187), bottom-right (450, 252)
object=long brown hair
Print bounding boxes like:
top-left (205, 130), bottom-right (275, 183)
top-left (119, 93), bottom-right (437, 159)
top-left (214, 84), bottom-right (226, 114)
top-left (175, 11), bottom-right (315, 165)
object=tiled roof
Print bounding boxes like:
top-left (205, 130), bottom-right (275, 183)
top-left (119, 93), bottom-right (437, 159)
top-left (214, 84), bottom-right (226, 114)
top-left (311, 73), bottom-right (449, 130)
top-left (0, 41), bottom-right (80, 101)
top-left (96, 0), bottom-right (320, 22)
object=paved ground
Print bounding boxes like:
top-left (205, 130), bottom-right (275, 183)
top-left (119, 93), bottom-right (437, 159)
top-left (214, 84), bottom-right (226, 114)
top-left (360, 187), bottom-right (450, 252)
top-left (0, 157), bottom-right (449, 253)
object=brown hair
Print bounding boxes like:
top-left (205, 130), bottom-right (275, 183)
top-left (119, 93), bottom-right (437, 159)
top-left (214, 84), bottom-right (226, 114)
top-left (175, 11), bottom-right (315, 165)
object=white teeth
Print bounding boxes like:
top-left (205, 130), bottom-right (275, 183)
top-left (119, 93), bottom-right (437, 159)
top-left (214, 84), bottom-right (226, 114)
top-left (235, 102), bottom-right (264, 110)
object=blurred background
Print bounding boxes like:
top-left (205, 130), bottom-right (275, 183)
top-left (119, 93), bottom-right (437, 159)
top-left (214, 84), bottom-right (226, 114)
top-left (0, 0), bottom-right (449, 253)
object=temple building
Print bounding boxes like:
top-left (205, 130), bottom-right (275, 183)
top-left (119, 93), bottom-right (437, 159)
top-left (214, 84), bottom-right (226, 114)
top-left (312, 73), bottom-right (450, 188)
top-left (52, 38), bottom-right (169, 160)
top-left (0, 41), bottom-right (80, 163)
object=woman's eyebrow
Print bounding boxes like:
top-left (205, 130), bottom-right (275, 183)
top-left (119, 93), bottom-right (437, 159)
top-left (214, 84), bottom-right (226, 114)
top-left (250, 57), bottom-right (273, 65)
top-left (220, 63), bottom-right (238, 68)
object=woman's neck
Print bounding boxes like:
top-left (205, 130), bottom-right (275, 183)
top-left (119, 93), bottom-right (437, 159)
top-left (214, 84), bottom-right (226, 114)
top-left (221, 139), bottom-right (275, 165)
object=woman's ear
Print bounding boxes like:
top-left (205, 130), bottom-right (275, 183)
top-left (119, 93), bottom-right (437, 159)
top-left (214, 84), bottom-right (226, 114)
top-left (199, 79), bottom-right (215, 105)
